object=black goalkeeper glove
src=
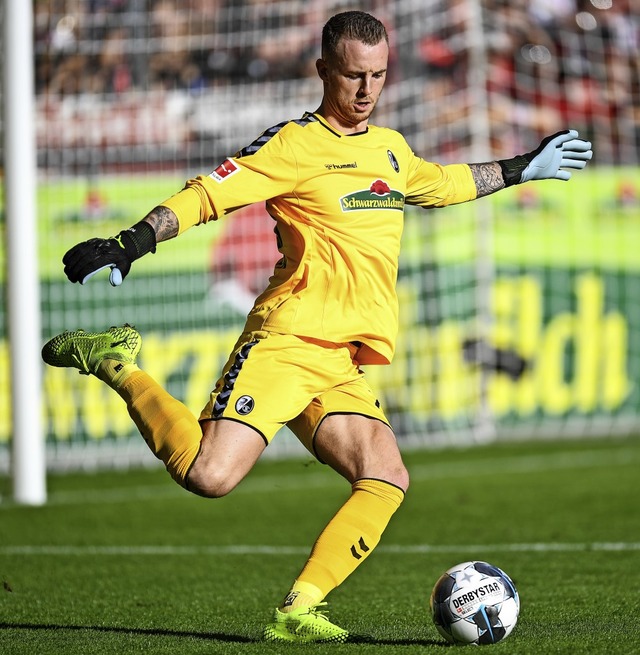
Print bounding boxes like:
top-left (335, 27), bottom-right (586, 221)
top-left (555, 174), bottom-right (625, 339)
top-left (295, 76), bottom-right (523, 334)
top-left (63, 221), bottom-right (156, 286)
top-left (498, 130), bottom-right (593, 187)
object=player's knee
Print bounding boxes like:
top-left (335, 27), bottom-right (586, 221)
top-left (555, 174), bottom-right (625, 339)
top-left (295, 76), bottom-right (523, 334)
top-left (385, 463), bottom-right (410, 493)
top-left (185, 420), bottom-right (264, 498)
top-left (185, 461), bottom-right (240, 498)
top-left (370, 451), bottom-right (410, 493)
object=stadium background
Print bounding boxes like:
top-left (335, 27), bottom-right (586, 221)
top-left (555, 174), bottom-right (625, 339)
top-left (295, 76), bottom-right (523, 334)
top-left (0, 0), bottom-right (639, 472)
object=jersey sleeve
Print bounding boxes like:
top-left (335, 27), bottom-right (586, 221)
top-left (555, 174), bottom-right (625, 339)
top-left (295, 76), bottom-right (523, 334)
top-left (160, 130), bottom-right (298, 235)
top-left (404, 149), bottom-right (477, 208)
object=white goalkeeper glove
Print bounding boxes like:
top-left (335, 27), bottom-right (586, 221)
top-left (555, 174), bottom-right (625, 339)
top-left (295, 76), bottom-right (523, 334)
top-left (498, 130), bottom-right (593, 187)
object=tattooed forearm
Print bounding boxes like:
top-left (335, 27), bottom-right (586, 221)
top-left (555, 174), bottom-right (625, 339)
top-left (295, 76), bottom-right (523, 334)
top-left (142, 205), bottom-right (179, 242)
top-left (469, 162), bottom-right (505, 198)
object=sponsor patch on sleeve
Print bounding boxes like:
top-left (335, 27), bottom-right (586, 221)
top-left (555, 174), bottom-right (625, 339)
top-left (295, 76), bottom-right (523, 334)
top-left (210, 158), bottom-right (240, 183)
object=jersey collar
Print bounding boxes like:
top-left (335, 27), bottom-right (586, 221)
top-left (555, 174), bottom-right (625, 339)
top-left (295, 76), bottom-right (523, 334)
top-left (307, 112), bottom-right (370, 138)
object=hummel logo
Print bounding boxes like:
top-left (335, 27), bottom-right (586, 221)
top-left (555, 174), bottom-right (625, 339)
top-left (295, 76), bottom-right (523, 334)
top-left (325, 162), bottom-right (357, 170)
top-left (350, 536), bottom-right (370, 560)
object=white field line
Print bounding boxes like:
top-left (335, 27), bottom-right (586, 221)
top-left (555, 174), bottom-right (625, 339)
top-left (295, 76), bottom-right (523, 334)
top-left (1, 445), bottom-right (638, 510)
top-left (1, 542), bottom-right (640, 557)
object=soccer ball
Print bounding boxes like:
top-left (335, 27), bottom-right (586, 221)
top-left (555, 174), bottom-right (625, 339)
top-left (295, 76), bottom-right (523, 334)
top-left (430, 560), bottom-right (520, 645)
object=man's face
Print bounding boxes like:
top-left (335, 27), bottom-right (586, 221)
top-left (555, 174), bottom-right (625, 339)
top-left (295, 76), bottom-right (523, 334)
top-left (316, 38), bottom-right (389, 133)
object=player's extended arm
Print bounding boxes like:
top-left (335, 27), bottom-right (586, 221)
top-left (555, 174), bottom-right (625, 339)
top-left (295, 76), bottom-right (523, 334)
top-left (63, 205), bottom-right (179, 286)
top-left (469, 130), bottom-right (593, 199)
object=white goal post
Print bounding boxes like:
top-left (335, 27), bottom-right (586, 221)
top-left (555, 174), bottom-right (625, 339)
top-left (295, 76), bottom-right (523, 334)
top-left (2, 1), bottom-right (46, 504)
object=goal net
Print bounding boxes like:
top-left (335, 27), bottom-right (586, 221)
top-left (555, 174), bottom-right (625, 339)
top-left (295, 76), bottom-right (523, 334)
top-left (1, 0), bottom-right (638, 472)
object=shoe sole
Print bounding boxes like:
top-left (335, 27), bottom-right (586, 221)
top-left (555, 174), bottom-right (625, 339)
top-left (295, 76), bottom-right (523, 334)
top-left (263, 624), bottom-right (348, 643)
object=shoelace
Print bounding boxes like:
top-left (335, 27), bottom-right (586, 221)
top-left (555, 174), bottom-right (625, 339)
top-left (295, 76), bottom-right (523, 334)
top-left (301, 602), bottom-right (331, 621)
top-left (71, 342), bottom-right (93, 375)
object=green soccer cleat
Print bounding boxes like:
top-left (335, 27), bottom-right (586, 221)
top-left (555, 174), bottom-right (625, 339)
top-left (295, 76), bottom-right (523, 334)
top-left (41, 324), bottom-right (141, 376)
top-left (263, 603), bottom-right (348, 644)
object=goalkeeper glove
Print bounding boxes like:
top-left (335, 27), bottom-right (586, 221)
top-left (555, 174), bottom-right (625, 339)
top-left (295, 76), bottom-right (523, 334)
top-left (63, 221), bottom-right (156, 286)
top-left (498, 130), bottom-right (593, 187)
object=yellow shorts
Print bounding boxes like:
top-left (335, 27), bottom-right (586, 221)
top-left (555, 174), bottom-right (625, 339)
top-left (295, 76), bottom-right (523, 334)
top-left (200, 330), bottom-right (390, 456)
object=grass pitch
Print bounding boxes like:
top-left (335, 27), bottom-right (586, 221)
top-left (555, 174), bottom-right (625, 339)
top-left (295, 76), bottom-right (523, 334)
top-left (1, 436), bottom-right (639, 654)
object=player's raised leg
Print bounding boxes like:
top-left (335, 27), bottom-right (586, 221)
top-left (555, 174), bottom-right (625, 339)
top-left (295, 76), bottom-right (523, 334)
top-left (42, 325), bottom-right (267, 494)
top-left (42, 325), bottom-right (205, 488)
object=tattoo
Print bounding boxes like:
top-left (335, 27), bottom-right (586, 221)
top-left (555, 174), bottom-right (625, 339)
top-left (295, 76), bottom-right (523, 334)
top-left (469, 162), bottom-right (505, 198)
top-left (142, 205), bottom-right (179, 242)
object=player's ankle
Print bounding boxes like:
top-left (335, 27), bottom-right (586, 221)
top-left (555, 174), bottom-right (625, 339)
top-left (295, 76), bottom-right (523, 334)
top-left (96, 359), bottom-right (139, 388)
top-left (279, 582), bottom-right (324, 613)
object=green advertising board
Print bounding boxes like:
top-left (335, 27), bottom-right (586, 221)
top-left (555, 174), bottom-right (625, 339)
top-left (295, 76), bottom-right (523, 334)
top-left (0, 169), bottom-right (638, 459)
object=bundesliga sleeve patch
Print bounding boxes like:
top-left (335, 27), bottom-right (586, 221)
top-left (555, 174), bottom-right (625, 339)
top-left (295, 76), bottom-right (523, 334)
top-left (210, 158), bottom-right (241, 183)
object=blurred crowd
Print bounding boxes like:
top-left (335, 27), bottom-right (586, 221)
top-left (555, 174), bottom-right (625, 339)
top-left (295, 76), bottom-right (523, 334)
top-left (32, 0), bottom-right (640, 165)
top-left (411, 0), bottom-right (640, 162)
top-left (34, 0), bottom-right (341, 93)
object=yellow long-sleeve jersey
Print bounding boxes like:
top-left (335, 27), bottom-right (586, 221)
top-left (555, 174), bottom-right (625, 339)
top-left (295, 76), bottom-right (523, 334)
top-left (161, 112), bottom-right (477, 365)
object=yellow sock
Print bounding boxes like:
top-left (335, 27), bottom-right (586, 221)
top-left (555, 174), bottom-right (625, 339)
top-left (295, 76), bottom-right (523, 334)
top-left (289, 478), bottom-right (404, 601)
top-left (97, 360), bottom-right (202, 487)
top-left (97, 359), bottom-right (138, 388)
top-left (279, 581), bottom-right (324, 613)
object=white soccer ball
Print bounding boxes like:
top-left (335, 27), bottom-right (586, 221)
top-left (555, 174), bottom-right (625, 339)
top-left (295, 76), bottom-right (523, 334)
top-left (430, 560), bottom-right (520, 645)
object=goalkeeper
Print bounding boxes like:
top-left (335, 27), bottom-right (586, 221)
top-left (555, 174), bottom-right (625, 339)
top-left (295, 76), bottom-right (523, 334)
top-left (42, 10), bottom-right (592, 644)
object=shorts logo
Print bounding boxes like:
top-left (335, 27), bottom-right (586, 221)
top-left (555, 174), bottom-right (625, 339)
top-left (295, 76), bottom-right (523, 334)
top-left (387, 150), bottom-right (400, 173)
top-left (340, 179), bottom-right (405, 212)
top-left (235, 395), bottom-right (255, 415)
top-left (210, 158), bottom-right (240, 183)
